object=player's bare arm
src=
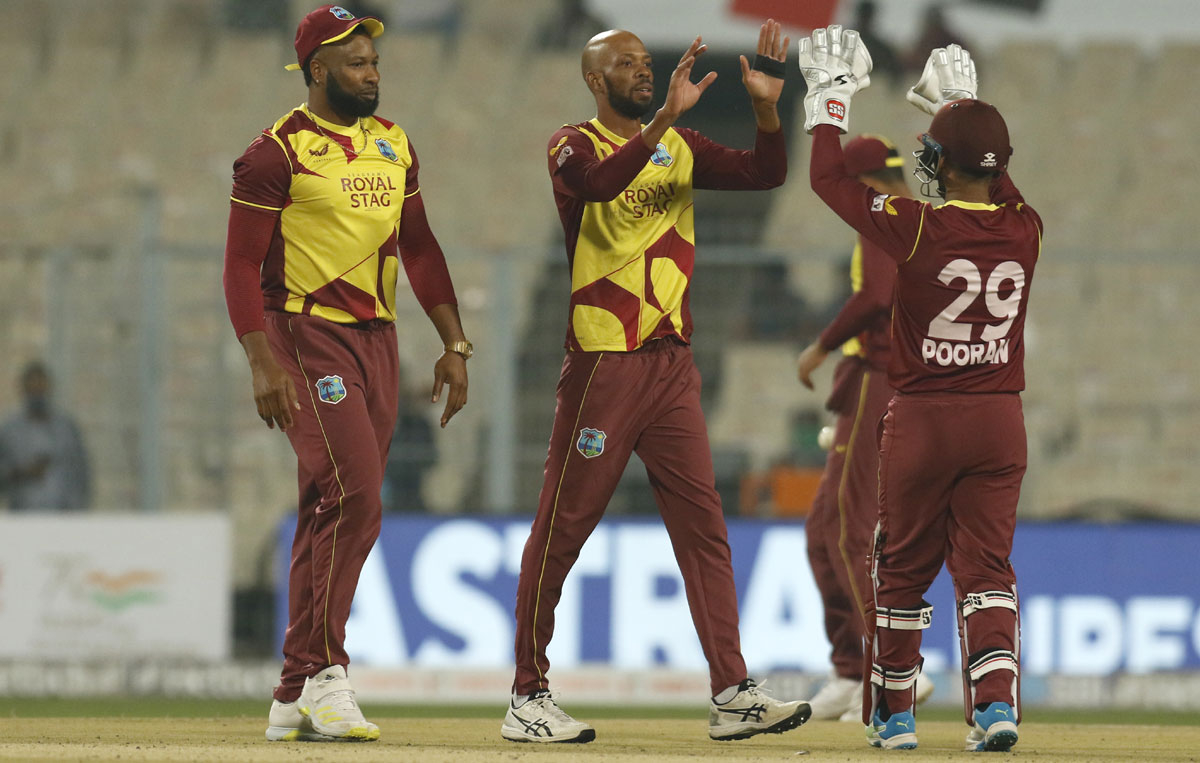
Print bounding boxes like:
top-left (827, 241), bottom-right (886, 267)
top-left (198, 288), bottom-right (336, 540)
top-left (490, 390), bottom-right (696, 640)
top-left (739, 19), bottom-right (789, 132)
top-left (640, 36), bottom-right (717, 148)
top-left (427, 303), bottom-right (469, 428)
top-left (796, 341), bottom-right (829, 390)
top-left (239, 331), bottom-right (300, 431)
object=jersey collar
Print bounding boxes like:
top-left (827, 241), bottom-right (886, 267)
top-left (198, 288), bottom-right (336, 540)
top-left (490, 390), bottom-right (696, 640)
top-left (589, 118), bottom-right (634, 146)
top-left (936, 200), bottom-right (1000, 211)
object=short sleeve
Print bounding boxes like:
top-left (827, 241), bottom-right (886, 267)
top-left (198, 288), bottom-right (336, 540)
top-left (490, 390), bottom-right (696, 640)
top-left (231, 134), bottom-right (291, 212)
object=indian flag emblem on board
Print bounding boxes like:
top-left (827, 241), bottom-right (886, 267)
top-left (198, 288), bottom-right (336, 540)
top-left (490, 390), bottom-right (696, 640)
top-left (576, 427), bottom-right (606, 458)
top-left (316, 375), bottom-right (347, 404)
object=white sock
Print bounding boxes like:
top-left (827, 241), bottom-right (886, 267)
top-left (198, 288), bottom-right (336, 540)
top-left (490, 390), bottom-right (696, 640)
top-left (713, 684), bottom-right (741, 704)
top-left (512, 693), bottom-right (530, 709)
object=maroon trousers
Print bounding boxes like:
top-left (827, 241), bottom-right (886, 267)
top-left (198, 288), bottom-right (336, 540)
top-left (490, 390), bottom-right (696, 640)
top-left (870, 392), bottom-right (1025, 716)
top-left (265, 313), bottom-right (399, 703)
top-left (806, 358), bottom-right (892, 680)
top-left (512, 338), bottom-right (747, 697)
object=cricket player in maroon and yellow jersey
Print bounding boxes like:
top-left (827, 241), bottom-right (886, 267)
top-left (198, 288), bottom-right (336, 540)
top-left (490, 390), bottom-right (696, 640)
top-left (800, 29), bottom-right (1038, 752)
top-left (795, 135), bottom-right (927, 723)
top-left (222, 5), bottom-right (471, 744)
top-left (502, 22), bottom-right (811, 745)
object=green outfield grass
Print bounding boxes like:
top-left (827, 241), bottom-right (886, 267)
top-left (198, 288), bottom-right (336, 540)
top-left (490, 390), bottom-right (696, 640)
top-left (0, 700), bottom-right (1196, 762)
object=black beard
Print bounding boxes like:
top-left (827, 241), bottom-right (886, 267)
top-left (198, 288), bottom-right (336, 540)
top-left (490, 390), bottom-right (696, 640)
top-left (326, 73), bottom-right (379, 119)
top-left (604, 75), bottom-right (651, 120)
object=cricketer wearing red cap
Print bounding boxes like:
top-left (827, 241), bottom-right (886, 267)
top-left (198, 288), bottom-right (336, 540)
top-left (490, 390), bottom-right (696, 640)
top-left (795, 134), bottom-right (924, 722)
top-left (810, 93), bottom-right (1040, 750)
top-left (222, 4), bottom-right (471, 743)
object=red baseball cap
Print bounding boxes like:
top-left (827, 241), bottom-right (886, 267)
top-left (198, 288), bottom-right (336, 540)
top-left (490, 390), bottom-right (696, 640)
top-left (285, 5), bottom-right (384, 72)
top-left (843, 134), bottom-right (904, 177)
top-left (921, 99), bottom-right (1012, 174)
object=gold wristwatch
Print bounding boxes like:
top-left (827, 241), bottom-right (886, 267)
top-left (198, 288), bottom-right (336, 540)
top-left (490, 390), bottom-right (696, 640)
top-left (446, 340), bottom-right (473, 360)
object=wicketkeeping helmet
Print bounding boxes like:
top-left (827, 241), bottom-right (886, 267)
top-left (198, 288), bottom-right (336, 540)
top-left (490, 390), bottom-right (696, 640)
top-left (914, 99), bottom-right (1012, 193)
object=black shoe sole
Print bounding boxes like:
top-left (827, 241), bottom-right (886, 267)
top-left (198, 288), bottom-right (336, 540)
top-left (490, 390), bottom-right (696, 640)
top-left (503, 728), bottom-right (596, 744)
top-left (713, 702), bottom-right (813, 741)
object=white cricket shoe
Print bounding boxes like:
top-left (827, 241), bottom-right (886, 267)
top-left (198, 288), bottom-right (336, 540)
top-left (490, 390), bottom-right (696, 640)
top-left (709, 679), bottom-right (812, 741)
top-left (807, 674), bottom-right (861, 721)
top-left (501, 690), bottom-right (596, 743)
top-left (296, 665), bottom-right (380, 741)
top-left (265, 699), bottom-right (336, 742)
top-left (837, 671), bottom-right (935, 722)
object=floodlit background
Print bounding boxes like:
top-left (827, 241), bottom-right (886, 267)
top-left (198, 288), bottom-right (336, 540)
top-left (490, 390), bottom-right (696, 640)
top-left (0, 0), bottom-right (1197, 708)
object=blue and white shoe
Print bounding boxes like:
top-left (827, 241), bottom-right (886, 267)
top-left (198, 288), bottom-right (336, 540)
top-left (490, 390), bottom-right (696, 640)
top-left (866, 709), bottom-right (918, 750)
top-left (965, 702), bottom-right (1018, 752)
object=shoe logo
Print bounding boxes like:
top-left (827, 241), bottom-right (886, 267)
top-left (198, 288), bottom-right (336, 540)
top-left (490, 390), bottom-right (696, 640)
top-left (896, 720), bottom-right (910, 728)
top-left (719, 703), bottom-right (766, 723)
top-left (514, 713), bottom-right (553, 737)
top-left (995, 709), bottom-right (1009, 717)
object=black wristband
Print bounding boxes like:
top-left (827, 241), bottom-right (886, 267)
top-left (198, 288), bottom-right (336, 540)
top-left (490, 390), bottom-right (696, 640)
top-left (752, 54), bottom-right (786, 79)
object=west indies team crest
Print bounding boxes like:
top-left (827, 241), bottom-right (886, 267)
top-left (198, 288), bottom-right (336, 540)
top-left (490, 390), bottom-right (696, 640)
top-left (576, 427), bottom-right (606, 458)
top-left (316, 375), bottom-right (347, 404)
top-left (330, 6), bottom-right (355, 20)
top-left (650, 142), bottom-right (674, 167)
top-left (375, 138), bottom-right (399, 162)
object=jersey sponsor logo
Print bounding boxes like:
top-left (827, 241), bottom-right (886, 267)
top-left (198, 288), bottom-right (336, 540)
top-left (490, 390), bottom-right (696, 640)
top-left (622, 181), bottom-right (676, 219)
top-left (650, 142), bottom-right (674, 167)
top-left (871, 193), bottom-right (887, 212)
top-left (308, 144), bottom-right (329, 157)
top-left (825, 99), bottom-right (846, 121)
top-left (316, 375), bottom-right (348, 404)
top-left (576, 427), bottom-right (606, 458)
top-left (330, 6), bottom-right (355, 20)
top-left (375, 138), bottom-right (399, 162)
top-left (340, 172), bottom-right (398, 208)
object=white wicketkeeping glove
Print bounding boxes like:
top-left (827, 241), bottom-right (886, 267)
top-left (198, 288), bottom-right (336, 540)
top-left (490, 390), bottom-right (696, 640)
top-left (798, 25), bottom-right (873, 134)
top-left (906, 43), bottom-right (978, 115)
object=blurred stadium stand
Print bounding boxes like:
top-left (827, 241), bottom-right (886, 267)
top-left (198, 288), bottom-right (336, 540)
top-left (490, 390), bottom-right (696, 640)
top-left (0, 0), bottom-right (1197, 663)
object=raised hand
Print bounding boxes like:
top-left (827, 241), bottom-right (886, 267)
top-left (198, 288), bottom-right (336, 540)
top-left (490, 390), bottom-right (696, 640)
top-left (798, 25), bottom-right (873, 133)
top-left (740, 19), bottom-right (790, 106)
top-left (906, 44), bottom-right (978, 115)
top-left (661, 36), bottom-right (719, 119)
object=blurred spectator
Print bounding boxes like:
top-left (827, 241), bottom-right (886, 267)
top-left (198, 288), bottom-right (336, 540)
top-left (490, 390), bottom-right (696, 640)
top-left (853, 1), bottom-right (903, 86)
top-left (905, 4), bottom-right (974, 72)
top-left (381, 367), bottom-right (436, 512)
top-left (0, 361), bottom-right (91, 512)
top-left (537, 0), bottom-right (608, 51)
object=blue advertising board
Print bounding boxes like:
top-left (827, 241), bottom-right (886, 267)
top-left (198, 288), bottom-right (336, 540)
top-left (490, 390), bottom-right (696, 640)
top-left (277, 518), bottom-right (1200, 676)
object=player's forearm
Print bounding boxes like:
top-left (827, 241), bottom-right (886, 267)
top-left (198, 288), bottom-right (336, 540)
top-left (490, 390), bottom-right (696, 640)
top-left (563, 137), bottom-right (654, 202)
top-left (641, 106), bottom-right (680, 150)
top-left (819, 292), bottom-right (884, 350)
top-left (426, 303), bottom-right (467, 347)
top-left (750, 99), bottom-right (780, 133)
top-left (238, 331), bottom-right (279, 370)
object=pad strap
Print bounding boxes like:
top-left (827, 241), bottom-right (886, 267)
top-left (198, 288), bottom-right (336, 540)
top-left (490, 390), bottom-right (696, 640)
top-left (876, 602), bottom-right (933, 631)
top-left (967, 649), bottom-right (1019, 681)
top-left (961, 590), bottom-right (1018, 618)
top-left (752, 54), bottom-right (787, 79)
top-left (870, 664), bottom-right (919, 691)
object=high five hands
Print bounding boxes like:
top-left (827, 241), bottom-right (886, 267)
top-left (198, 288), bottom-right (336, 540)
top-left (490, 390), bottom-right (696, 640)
top-left (740, 19), bottom-right (790, 107)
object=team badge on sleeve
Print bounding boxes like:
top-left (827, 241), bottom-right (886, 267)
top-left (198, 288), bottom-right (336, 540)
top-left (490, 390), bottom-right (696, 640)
top-left (316, 375), bottom-right (347, 404)
top-left (871, 194), bottom-right (887, 212)
top-left (576, 427), bottom-right (607, 458)
top-left (650, 142), bottom-right (674, 167)
top-left (375, 138), bottom-right (399, 162)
